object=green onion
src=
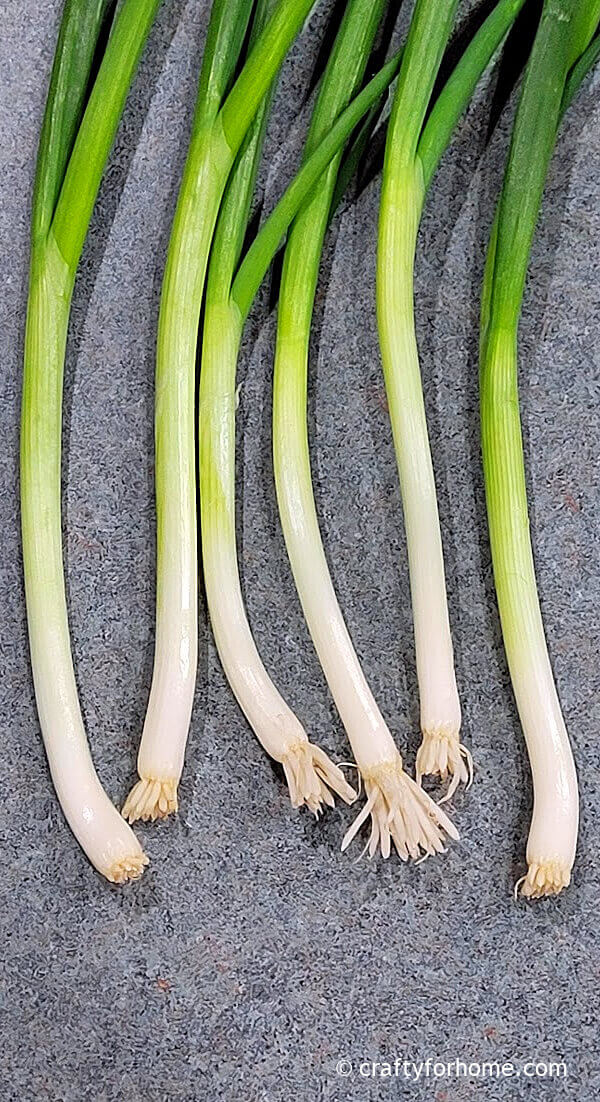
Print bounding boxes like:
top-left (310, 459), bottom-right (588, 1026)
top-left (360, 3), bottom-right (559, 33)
top-left (21, 0), bottom-right (160, 881)
top-left (480, 0), bottom-right (600, 898)
top-left (199, 6), bottom-right (412, 816)
top-left (375, 0), bottom-right (527, 804)
top-left (123, 0), bottom-right (318, 823)
top-left (377, 0), bottom-right (463, 802)
top-left (273, 0), bottom-right (458, 858)
top-left (200, 31), bottom-right (357, 811)
top-left (262, 0), bottom-right (527, 859)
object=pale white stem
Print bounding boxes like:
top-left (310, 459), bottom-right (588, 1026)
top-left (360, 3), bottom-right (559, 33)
top-left (22, 244), bottom-right (148, 881)
top-left (124, 130), bottom-right (230, 822)
top-left (482, 330), bottom-right (579, 898)
top-left (275, 336), bottom-right (400, 766)
top-left (509, 606), bottom-right (578, 899)
top-left (27, 598), bottom-right (148, 881)
top-left (273, 330), bottom-right (458, 858)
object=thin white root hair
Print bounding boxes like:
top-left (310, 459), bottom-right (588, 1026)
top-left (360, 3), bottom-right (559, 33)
top-left (416, 730), bottom-right (473, 803)
top-left (282, 741), bottom-right (357, 816)
top-left (122, 777), bottom-right (179, 823)
top-left (336, 761), bottom-right (362, 798)
top-left (517, 860), bottom-right (571, 900)
top-left (107, 852), bottom-right (149, 884)
top-left (341, 760), bottom-right (459, 861)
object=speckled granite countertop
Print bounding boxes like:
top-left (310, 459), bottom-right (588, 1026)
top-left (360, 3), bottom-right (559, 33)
top-left (1, 2), bottom-right (599, 1098)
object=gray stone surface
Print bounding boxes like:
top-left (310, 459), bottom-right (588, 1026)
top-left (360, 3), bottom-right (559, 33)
top-left (1, 1), bottom-right (599, 1098)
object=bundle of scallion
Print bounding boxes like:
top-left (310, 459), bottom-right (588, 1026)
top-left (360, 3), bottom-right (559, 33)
top-left (25, 0), bottom-right (599, 890)
top-left (125, 0), bottom-right (407, 824)
top-left (21, 0), bottom-right (161, 882)
top-left (197, 9), bottom-right (429, 816)
top-left (272, 0), bottom-right (526, 858)
top-left (480, 0), bottom-right (600, 898)
top-left (196, 0), bottom-right (386, 815)
top-left (123, 0), bottom-right (322, 822)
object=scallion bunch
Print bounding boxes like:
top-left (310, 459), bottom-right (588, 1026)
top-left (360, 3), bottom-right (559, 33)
top-left (24, 0), bottom-right (600, 892)
top-left (124, 0), bottom-right (320, 822)
top-left (272, 0), bottom-right (526, 857)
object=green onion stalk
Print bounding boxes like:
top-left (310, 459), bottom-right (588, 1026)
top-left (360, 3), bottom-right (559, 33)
top-left (123, 0), bottom-right (319, 824)
top-left (199, 0), bottom-right (354, 815)
top-left (272, 0), bottom-right (526, 857)
top-left (378, 0), bottom-right (461, 801)
top-left (376, 0), bottom-right (529, 800)
top-left (480, 0), bottom-right (600, 898)
top-left (274, 0), bottom-right (451, 857)
top-left (199, 0), bottom-right (348, 811)
top-left (200, 16), bottom-right (416, 815)
top-left (21, 0), bottom-right (160, 881)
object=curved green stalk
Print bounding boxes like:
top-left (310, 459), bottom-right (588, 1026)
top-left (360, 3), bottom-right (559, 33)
top-left (561, 32), bottom-right (600, 114)
top-left (418, 0), bottom-right (527, 190)
top-left (125, 0), bottom-right (316, 823)
top-left (481, 27), bottom-right (600, 364)
top-left (32, 0), bottom-right (116, 242)
top-left (377, 0), bottom-right (466, 796)
top-left (480, 0), bottom-right (600, 898)
top-left (21, 0), bottom-right (160, 881)
top-left (328, 102), bottom-right (381, 222)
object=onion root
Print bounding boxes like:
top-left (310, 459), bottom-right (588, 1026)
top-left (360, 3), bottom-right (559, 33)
top-left (341, 758), bottom-right (458, 860)
top-left (122, 777), bottom-right (179, 823)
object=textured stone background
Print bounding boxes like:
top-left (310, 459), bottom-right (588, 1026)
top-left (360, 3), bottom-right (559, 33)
top-left (1, 1), bottom-right (599, 1098)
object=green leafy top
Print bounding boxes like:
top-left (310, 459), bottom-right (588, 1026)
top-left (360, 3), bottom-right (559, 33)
top-left (32, 0), bottom-right (116, 242)
top-left (32, 0), bottom-right (161, 276)
top-left (206, 0), bottom-right (276, 306)
top-left (487, 0), bottom-right (600, 333)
